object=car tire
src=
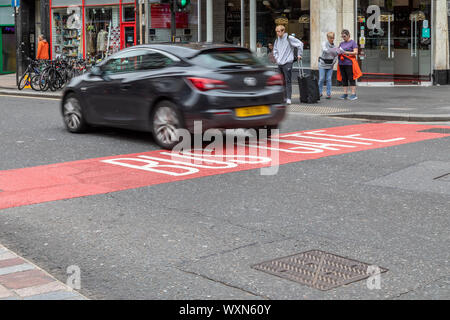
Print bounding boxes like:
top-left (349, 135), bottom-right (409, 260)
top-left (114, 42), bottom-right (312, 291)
top-left (151, 100), bottom-right (184, 150)
top-left (62, 94), bottom-right (89, 133)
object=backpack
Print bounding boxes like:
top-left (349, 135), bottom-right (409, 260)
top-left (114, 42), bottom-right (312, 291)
top-left (274, 35), bottom-right (299, 62)
top-left (287, 35), bottom-right (298, 62)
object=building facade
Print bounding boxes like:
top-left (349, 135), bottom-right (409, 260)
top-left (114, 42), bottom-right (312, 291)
top-left (15, 0), bottom-right (450, 85)
top-left (0, 0), bottom-right (15, 74)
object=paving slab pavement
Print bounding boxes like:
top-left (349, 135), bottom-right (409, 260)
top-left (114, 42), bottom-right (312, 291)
top-left (1, 73), bottom-right (449, 121)
top-left (289, 85), bottom-right (450, 121)
top-left (0, 73), bottom-right (16, 90)
top-left (0, 244), bottom-right (87, 300)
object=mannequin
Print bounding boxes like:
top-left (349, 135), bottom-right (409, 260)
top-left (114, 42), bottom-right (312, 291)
top-left (97, 28), bottom-right (108, 57)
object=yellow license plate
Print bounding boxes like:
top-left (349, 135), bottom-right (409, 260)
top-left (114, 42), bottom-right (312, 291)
top-left (235, 106), bottom-right (271, 118)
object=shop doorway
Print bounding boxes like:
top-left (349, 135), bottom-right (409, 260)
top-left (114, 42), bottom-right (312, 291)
top-left (121, 23), bottom-right (135, 49)
top-left (357, 0), bottom-right (433, 85)
top-left (0, 26), bottom-right (16, 74)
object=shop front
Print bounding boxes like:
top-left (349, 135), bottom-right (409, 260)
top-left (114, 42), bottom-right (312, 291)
top-left (147, 0), bottom-right (198, 43)
top-left (222, 0), bottom-right (311, 67)
top-left (0, 1), bottom-right (15, 74)
top-left (50, 0), bottom-right (136, 61)
top-left (356, 0), bottom-right (433, 85)
top-left (256, 0), bottom-right (311, 67)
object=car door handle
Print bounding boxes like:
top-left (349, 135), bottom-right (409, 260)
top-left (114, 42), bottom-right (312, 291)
top-left (120, 84), bottom-right (131, 91)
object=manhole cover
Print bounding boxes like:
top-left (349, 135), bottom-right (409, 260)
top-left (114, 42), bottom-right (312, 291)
top-left (419, 128), bottom-right (450, 134)
top-left (252, 250), bottom-right (388, 291)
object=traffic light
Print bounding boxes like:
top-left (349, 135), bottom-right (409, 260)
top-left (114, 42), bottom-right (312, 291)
top-left (176, 0), bottom-right (190, 9)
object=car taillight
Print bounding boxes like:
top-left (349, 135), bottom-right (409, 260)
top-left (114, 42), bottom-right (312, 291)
top-left (267, 74), bottom-right (284, 86)
top-left (187, 77), bottom-right (228, 91)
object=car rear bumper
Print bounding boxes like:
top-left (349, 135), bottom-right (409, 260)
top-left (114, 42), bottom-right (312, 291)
top-left (184, 104), bottom-right (287, 132)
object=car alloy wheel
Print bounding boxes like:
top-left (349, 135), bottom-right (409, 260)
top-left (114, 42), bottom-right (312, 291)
top-left (152, 101), bottom-right (182, 149)
top-left (63, 95), bottom-right (89, 133)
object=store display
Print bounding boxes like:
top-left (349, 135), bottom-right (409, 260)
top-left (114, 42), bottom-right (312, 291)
top-left (52, 10), bottom-right (82, 58)
top-left (97, 29), bottom-right (108, 53)
top-left (48, 4), bottom-right (151, 60)
top-left (108, 26), bottom-right (121, 55)
top-left (86, 7), bottom-right (121, 60)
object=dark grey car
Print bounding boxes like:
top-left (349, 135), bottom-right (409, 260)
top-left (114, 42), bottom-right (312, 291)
top-left (61, 43), bottom-right (286, 149)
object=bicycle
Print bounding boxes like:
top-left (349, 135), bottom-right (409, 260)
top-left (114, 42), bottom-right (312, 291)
top-left (18, 58), bottom-right (44, 91)
top-left (39, 59), bottom-right (65, 92)
top-left (20, 56), bottom-right (93, 92)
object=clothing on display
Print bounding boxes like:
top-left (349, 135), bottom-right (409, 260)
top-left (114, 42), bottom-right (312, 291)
top-left (87, 27), bottom-right (97, 55)
top-left (97, 29), bottom-right (108, 53)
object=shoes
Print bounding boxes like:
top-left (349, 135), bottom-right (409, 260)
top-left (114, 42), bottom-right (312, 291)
top-left (348, 94), bottom-right (358, 101)
top-left (286, 99), bottom-right (292, 105)
top-left (339, 94), bottom-right (348, 100)
top-left (326, 95), bottom-right (331, 99)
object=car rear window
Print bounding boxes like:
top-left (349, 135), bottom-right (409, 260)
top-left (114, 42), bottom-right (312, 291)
top-left (189, 50), bottom-right (265, 69)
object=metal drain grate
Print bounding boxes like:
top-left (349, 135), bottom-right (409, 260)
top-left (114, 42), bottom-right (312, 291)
top-left (252, 250), bottom-right (388, 291)
top-left (419, 128), bottom-right (450, 134)
top-left (289, 105), bottom-right (351, 114)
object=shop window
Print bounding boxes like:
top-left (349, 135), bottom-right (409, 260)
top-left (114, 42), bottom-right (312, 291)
top-left (448, 0), bottom-right (450, 65)
top-left (0, 6), bottom-right (14, 25)
top-left (52, 0), bottom-right (82, 6)
top-left (149, 0), bottom-right (197, 42)
top-left (52, 7), bottom-right (83, 59)
top-left (256, 0), bottom-right (311, 67)
top-left (85, 6), bottom-right (121, 61)
top-left (225, 0), bottom-right (248, 45)
top-left (123, 5), bottom-right (135, 22)
top-left (1, 26), bottom-right (16, 73)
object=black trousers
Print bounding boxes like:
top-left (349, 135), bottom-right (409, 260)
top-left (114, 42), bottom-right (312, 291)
top-left (278, 62), bottom-right (293, 99)
top-left (339, 64), bottom-right (356, 87)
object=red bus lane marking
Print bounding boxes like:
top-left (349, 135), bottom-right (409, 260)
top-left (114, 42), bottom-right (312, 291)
top-left (0, 123), bottom-right (448, 210)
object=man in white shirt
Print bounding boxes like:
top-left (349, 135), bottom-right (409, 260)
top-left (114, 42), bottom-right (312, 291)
top-left (273, 25), bottom-right (303, 105)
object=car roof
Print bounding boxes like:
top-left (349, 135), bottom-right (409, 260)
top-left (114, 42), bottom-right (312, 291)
top-left (129, 43), bottom-right (248, 58)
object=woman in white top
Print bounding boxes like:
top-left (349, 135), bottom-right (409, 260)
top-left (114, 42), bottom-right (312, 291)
top-left (318, 32), bottom-right (339, 99)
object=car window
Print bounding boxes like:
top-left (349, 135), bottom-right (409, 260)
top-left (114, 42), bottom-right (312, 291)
top-left (137, 52), bottom-right (175, 70)
top-left (189, 50), bottom-right (266, 69)
top-left (101, 50), bottom-right (175, 73)
top-left (101, 50), bottom-right (140, 74)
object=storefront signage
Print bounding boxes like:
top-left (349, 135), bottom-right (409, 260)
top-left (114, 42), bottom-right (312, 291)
top-left (422, 28), bottom-right (430, 39)
top-left (150, 3), bottom-right (188, 29)
top-left (359, 36), bottom-right (366, 47)
top-left (11, 0), bottom-right (19, 7)
top-left (367, 5), bottom-right (381, 31)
